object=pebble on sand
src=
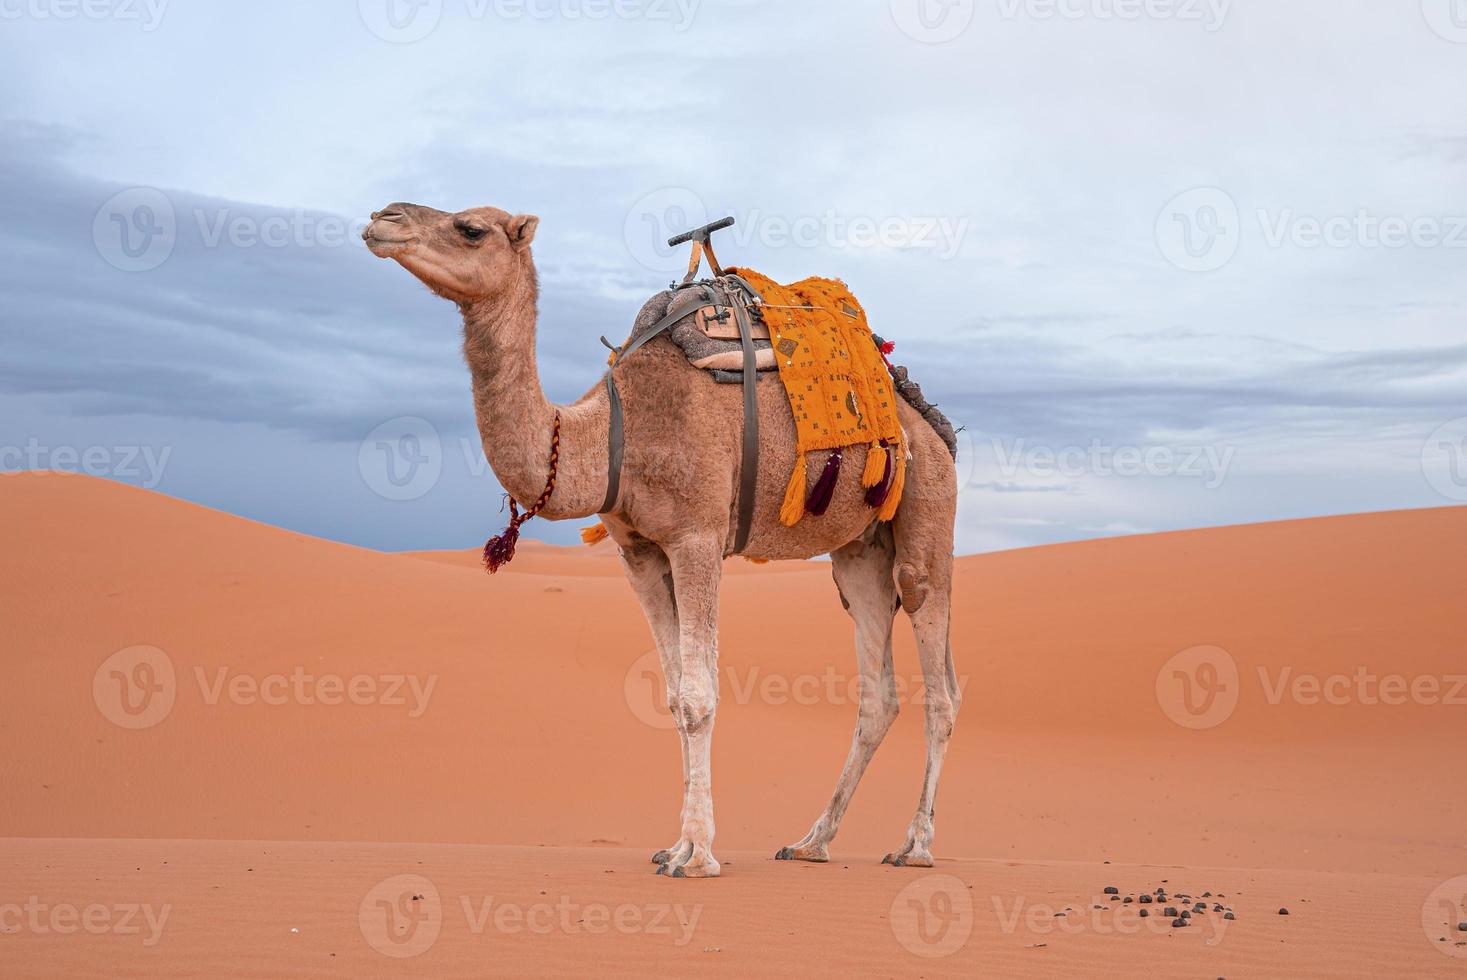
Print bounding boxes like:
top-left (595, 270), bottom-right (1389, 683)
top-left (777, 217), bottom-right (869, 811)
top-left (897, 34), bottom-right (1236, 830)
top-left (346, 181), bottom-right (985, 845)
top-left (1279, 908), bottom-right (1290, 916)
top-left (1104, 886), bottom-right (1119, 895)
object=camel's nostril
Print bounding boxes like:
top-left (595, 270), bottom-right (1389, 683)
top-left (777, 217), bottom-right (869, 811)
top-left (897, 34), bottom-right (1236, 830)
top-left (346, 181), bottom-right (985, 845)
top-left (373, 208), bottom-right (406, 223)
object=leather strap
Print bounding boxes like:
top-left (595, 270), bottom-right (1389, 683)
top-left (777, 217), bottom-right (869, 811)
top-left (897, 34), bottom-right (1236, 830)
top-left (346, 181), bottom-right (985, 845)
top-left (729, 293), bottom-right (759, 555)
top-left (600, 279), bottom-right (763, 556)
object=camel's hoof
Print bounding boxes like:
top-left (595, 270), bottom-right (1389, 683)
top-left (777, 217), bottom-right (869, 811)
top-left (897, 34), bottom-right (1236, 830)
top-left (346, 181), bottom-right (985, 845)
top-left (775, 845), bottom-right (828, 863)
top-left (882, 853), bottom-right (905, 867)
top-left (655, 863), bottom-right (668, 875)
top-left (651, 849), bottom-right (671, 865)
top-left (667, 860), bottom-right (721, 879)
top-left (882, 851), bottom-right (933, 868)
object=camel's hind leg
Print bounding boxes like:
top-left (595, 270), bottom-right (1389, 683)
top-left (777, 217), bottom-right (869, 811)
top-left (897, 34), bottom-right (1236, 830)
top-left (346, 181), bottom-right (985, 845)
top-left (775, 523), bottom-right (899, 863)
top-left (883, 443), bottom-right (961, 868)
top-left (616, 538), bottom-right (693, 868)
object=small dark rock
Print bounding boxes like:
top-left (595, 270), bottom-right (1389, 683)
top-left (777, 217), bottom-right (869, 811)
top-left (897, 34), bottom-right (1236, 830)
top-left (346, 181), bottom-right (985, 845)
top-left (1172, 918), bottom-right (1188, 929)
top-left (1224, 912), bottom-right (1236, 920)
top-left (1164, 907), bottom-right (1178, 918)
top-left (1278, 908), bottom-right (1290, 916)
top-left (1139, 895), bottom-right (1153, 904)
top-left (1139, 909), bottom-right (1150, 918)
top-left (1104, 886), bottom-right (1119, 895)
top-left (1459, 923), bottom-right (1467, 932)
top-left (1123, 897), bottom-right (1133, 904)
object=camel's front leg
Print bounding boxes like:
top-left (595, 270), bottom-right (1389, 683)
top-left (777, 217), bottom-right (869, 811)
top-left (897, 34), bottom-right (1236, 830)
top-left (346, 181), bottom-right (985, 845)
top-left (616, 539), bottom-right (694, 868)
top-left (657, 535), bottom-right (723, 878)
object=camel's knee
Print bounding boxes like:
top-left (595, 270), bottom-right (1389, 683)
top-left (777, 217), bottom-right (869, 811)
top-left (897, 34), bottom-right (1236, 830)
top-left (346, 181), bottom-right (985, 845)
top-left (675, 669), bottom-right (718, 733)
top-left (894, 562), bottom-right (929, 614)
top-left (924, 695), bottom-right (958, 741)
top-left (858, 690), bottom-right (900, 744)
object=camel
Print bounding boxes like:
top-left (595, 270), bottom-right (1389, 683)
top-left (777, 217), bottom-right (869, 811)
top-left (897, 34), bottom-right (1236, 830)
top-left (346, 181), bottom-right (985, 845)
top-left (363, 202), bottom-right (961, 878)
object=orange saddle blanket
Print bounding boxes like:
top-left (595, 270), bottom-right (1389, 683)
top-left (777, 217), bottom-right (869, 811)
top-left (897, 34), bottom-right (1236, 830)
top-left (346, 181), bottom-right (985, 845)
top-left (728, 268), bottom-right (907, 526)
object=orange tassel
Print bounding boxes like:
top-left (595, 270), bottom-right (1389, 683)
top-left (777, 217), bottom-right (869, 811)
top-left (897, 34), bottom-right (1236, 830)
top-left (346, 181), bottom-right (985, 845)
top-left (780, 454), bottom-right (808, 527)
top-left (877, 444), bottom-right (906, 522)
top-left (581, 523), bottom-right (609, 546)
top-left (861, 440), bottom-right (886, 487)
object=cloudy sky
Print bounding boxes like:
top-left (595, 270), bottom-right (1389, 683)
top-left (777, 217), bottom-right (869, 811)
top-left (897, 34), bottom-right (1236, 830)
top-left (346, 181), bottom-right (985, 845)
top-left (3, 0), bottom-right (1465, 552)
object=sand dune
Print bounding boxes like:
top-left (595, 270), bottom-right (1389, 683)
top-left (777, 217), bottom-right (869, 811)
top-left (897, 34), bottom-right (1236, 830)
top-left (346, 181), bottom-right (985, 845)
top-left (2, 473), bottom-right (1464, 976)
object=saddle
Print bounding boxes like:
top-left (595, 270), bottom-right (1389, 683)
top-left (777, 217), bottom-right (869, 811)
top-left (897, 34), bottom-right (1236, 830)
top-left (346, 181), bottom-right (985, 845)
top-left (601, 218), bottom-right (947, 556)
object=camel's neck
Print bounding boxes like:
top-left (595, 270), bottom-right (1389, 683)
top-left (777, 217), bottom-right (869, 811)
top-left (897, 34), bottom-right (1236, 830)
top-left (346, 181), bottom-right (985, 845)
top-left (460, 270), bottom-right (608, 522)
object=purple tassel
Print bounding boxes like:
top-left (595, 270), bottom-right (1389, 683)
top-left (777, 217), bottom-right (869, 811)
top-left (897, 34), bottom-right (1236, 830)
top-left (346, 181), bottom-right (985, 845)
top-left (482, 524), bottom-right (521, 574)
top-left (865, 442), bottom-right (894, 509)
top-left (805, 449), bottom-right (843, 516)
top-left (482, 498), bottom-right (526, 574)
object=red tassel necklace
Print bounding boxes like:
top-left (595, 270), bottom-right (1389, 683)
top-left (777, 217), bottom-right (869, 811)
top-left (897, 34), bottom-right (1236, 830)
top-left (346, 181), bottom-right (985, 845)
top-left (482, 411), bottom-right (562, 574)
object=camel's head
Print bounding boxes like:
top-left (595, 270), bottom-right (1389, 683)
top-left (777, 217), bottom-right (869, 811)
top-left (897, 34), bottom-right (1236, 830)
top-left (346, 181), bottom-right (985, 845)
top-left (362, 202), bottom-right (539, 305)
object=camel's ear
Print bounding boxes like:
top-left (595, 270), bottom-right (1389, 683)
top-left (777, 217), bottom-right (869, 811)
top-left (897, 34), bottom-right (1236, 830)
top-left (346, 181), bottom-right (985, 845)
top-left (507, 214), bottom-right (539, 251)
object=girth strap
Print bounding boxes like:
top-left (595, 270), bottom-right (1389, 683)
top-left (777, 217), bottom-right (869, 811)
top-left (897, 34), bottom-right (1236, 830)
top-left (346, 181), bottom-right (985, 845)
top-left (600, 281), bottom-right (761, 555)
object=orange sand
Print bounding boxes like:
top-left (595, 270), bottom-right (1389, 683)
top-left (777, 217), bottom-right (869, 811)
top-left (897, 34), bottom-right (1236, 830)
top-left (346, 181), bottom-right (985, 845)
top-left (2, 473), bottom-right (1464, 977)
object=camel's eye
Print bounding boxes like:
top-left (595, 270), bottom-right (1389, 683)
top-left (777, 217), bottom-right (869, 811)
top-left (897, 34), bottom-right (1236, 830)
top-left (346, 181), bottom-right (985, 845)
top-left (460, 225), bottom-right (487, 242)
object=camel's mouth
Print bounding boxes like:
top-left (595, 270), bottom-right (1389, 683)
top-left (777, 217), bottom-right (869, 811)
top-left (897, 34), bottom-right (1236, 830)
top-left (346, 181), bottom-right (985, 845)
top-left (362, 230), bottom-right (416, 258)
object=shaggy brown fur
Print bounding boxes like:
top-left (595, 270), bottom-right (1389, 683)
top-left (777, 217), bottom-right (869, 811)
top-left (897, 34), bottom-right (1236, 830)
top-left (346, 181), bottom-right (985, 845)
top-left (364, 202), bottom-right (961, 877)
